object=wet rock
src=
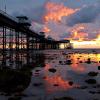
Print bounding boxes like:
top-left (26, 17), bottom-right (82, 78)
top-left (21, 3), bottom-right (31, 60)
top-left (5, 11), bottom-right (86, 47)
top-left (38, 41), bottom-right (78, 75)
top-left (89, 91), bottom-right (96, 94)
top-left (8, 96), bottom-right (21, 100)
top-left (35, 70), bottom-right (41, 72)
top-left (93, 86), bottom-right (97, 88)
top-left (79, 61), bottom-right (83, 63)
top-left (68, 81), bottom-right (73, 86)
top-left (5, 93), bottom-right (11, 96)
top-left (88, 72), bottom-right (98, 77)
top-left (86, 58), bottom-right (91, 64)
top-left (33, 83), bottom-right (43, 87)
top-left (97, 91), bottom-right (100, 94)
top-left (98, 66), bottom-right (100, 70)
top-left (0, 69), bottom-right (31, 93)
top-left (85, 79), bottom-right (97, 84)
top-left (54, 96), bottom-right (74, 100)
top-left (54, 84), bottom-right (59, 86)
top-left (66, 60), bottom-right (72, 65)
top-left (48, 68), bottom-right (56, 73)
top-left (97, 84), bottom-right (100, 88)
top-left (78, 86), bottom-right (88, 89)
top-left (93, 84), bottom-right (100, 88)
top-left (93, 99), bottom-right (99, 100)
top-left (59, 61), bottom-right (62, 64)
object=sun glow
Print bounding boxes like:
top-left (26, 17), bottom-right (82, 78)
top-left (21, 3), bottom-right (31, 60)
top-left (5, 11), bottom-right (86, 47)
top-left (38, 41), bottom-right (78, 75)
top-left (42, 2), bottom-right (100, 49)
top-left (71, 34), bottom-right (100, 49)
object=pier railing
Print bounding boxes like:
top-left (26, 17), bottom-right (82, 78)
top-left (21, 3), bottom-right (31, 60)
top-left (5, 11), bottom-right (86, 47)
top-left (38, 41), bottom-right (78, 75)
top-left (0, 9), bottom-right (18, 22)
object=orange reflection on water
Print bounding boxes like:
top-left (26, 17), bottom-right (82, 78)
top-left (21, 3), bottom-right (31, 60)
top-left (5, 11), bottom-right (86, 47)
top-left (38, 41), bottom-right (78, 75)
top-left (71, 63), bottom-right (85, 72)
top-left (70, 53), bottom-right (100, 63)
top-left (44, 75), bottom-right (78, 93)
top-left (44, 64), bottom-right (51, 70)
top-left (68, 53), bottom-right (100, 72)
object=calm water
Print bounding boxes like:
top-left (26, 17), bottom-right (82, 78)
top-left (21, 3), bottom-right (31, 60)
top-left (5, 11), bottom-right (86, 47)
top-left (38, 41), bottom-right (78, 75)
top-left (0, 50), bottom-right (100, 100)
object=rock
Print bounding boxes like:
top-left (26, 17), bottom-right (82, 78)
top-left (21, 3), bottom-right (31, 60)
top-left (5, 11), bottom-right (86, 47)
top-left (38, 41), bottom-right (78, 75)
top-left (97, 84), bottom-right (100, 88)
top-left (78, 86), bottom-right (88, 89)
top-left (79, 61), bottom-right (83, 63)
top-left (86, 58), bottom-right (91, 64)
top-left (59, 61), bottom-right (62, 64)
top-left (88, 72), bottom-right (98, 77)
top-left (53, 84), bottom-right (59, 86)
top-left (85, 79), bottom-right (97, 84)
top-left (93, 84), bottom-right (100, 88)
top-left (35, 70), bottom-right (40, 72)
top-left (98, 66), bottom-right (100, 70)
top-left (54, 96), bottom-right (74, 100)
top-left (33, 83), bottom-right (43, 87)
top-left (66, 60), bottom-right (72, 65)
top-left (89, 91), bottom-right (96, 94)
top-left (5, 93), bottom-right (11, 96)
top-left (93, 98), bottom-right (99, 100)
top-left (48, 68), bottom-right (56, 73)
top-left (8, 97), bottom-right (21, 100)
top-left (97, 91), bottom-right (100, 94)
top-left (68, 81), bottom-right (73, 86)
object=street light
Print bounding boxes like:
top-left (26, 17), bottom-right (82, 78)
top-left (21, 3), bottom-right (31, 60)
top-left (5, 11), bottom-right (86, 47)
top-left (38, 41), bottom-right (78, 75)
top-left (0, 0), bottom-right (7, 12)
top-left (4, 0), bottom-right (7, 13)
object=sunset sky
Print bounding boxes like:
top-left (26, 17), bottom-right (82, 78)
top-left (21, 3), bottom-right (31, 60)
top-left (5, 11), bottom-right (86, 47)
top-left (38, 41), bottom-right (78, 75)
top-left (0, 0), bottom-right (100, 40)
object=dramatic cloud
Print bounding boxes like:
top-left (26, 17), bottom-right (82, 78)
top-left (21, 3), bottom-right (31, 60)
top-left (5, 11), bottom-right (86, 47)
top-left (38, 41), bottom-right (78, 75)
top-left (66, 4), bottom-right (100, 26)
top-left (5, 0), bottom-right (100, 40)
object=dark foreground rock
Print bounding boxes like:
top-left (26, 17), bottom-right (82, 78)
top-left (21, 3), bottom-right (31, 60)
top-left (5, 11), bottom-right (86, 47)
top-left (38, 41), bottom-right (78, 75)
top-left (68, 81), bottom-right (74, 86)
top-left (98, 66), bottom-right (100, 70)
top-left (85, 79), bottom-right (97, 84)
top-left (66, 60), bottom-right (72, 65)
top-left (88, 72), bottom-right (98, 77)
top-left (54, 96), bottom-right (74, 100)
top-left (0, 69), bottom-right (31, 94)
top-left (8, 96), bottom-right (21, 100)
top-left (49, 68), bottom-right (56, 73)
top-left (86, 58), bottom-right (91, 64)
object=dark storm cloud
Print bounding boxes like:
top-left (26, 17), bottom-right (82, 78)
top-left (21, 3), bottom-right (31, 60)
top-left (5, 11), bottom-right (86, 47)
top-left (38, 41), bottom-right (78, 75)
top-left (24, 6), bottom-right (45, 23)
top-left (66, 4), bottom-right (100, 26)
top-left (12, 5), bottom-right (45, 23)
top-left (3, 0), bottom-right (100, 39)
top-left (67, 6), bottom-right (100, 26)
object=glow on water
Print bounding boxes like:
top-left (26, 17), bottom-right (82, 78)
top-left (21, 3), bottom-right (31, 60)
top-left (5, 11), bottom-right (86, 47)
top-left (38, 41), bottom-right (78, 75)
top-left (41, 51), bottom-right (100, 93)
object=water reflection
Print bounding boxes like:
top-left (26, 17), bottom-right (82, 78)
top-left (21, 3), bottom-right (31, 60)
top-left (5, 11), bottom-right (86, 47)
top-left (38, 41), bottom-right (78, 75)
top-left (44, 75), bottom-right (76, 93)
top-left (0, 50), bottom-right (100, 100)
top-left (69, 53), bottom-right (100, 73)
top-left (69, 53), bottom-right (100, 63)
top-left (35, 51), bottom-right (100, 99)
top-left (0, 50), bottom-right (45, 96)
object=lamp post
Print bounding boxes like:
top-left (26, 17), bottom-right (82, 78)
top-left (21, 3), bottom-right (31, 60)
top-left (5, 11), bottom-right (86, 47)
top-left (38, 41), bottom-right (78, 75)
top-left (4, 0), bottom-right (7, 13)
top-left (0, 0), bottom-right (2, 10)
top-left (0, 0), bottom-right (7, 12)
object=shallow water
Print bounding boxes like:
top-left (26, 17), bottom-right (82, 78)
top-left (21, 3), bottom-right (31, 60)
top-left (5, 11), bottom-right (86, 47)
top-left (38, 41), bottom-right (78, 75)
top-left (0, 50), bottom-right (100, 100)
